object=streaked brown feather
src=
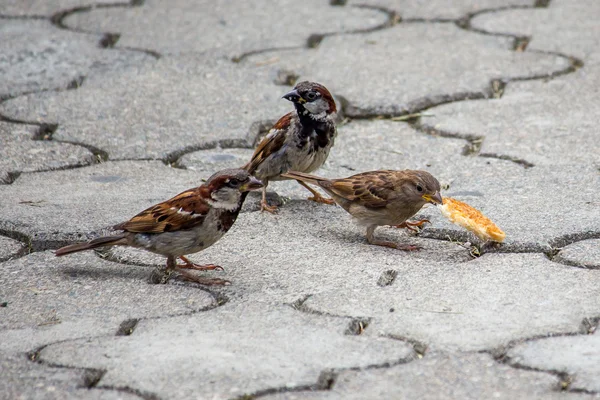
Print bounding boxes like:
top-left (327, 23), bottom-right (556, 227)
top-left (114, 187), bottom-right (210, 233)
top-left (244, 113), bottom-right (292, 174)
top-left (328, 171), bottom-right (399, 208)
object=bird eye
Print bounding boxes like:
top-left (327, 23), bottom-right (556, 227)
top-left (416, 184), bottom-right (423, 192)
top-left (306, 91), bottom-right (318, 100)
top-left (229, 178), bottom-right (240, 186)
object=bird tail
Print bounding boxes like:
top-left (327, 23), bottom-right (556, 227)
top-left (281, 170), bottom-right (327, 186)
top-left (55, 235), bottom-right (127, 256)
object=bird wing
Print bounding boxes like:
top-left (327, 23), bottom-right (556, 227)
top-left (327, 171), bottom-right (397, 209)
top-left (244, 112), bottom-right (292, 174)
top-left (114, 188), bottom-right (209, 233)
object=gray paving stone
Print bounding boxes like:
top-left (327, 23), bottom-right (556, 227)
top-left (100, 199), bottom-right (473, 303)
top-left (0, 19), bottom-right (152, 98)
top-left (471, 0), bottom-right (600, 63)
top-left (0, 160), bottom-right (224, 246)
top-left (554, 239), bottom-right (600, 269)
top-left (63, 0), bottom-right (388, 57)
top-left (422, 69), bottom-right (600, 167)
top-left (419, 163), bottom-right (600, 252)
top-left (0, 251), bottom-right (215, 334)
top-left (0, 235), bottom-right (25, 262)
top-left (298, 253), bottom-right (600, 352)
top-left (0, 353), bottom-right (140, 400)
top-left (262, 352), bottom-right (588, 400)
top-left (185, 120), bottom-right (600, 252)
top-left (244, 23), bottom-right (570, 116)
top-left (0, 0), bottom-right (116, 17)
top-left (37, 303), bottom-right (416, 399)
top-left (508, 329), bottom-right (600, 393)
top-left (0, 56), bottom-right (291, 160)
top-left (347, 0), bottom-right (533, 20)
top-left (0, 121), bottom-right (95, 184)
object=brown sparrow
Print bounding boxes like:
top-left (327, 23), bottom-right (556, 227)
top-left (244, 81), bottom-right (337, 212)
top-left (282, 170), bottom-right (443, 251)
top-left (55, 169), bottom-right (263, 285)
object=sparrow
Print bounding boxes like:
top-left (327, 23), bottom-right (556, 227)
top-left (281, 170), bottom-right (443, 251)
top-left (244, 81), bottom-right (338, 213)
top-left (55, 169), bottom-right (263, 285)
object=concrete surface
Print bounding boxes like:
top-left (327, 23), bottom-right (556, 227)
top-left (1, 1), bottom-right (599, 399)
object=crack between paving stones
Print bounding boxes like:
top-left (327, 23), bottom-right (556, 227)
top-left (0, 14), bottom-right (47, 20)
top-left (0, 79), bottom-right (109, 180)
top-left (545, 231), bottom-right (600, 269)
top-left (288, 294), bottom-right (366, 321)
top-left (26, 337), bottom-right (161, 399)
top-left (482, 315), bottom-right (600, 394)
top-left (234, 352), bottom-right (418, 400)
top-left (50, 0), bottom-right (162, 59)
top-left (232, 4), bottom-right (398, 63)
top-left (22, 292), bottom-right (227, 399)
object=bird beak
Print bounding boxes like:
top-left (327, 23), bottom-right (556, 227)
top-left (239, 177), bottom-right (264, 192)
top-left (422, 191), bottom-right (443, 205)
top-left (282, 89), bottom-right (305, 104)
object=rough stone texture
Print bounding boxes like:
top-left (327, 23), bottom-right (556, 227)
top-left (186, 120), bottom-right (600, 252)
top-left (422, 72), bottom-right (600, 167)
top-left (98, 200), bottom-right (473, 302)
top-left (0, 353), bottom-right (140, 400)
top-left (0, 251), bottom-right (214, 331)
top-left (0, 235), bottom-right (26, 262)
top-left (245, 23), bottom-right (570, 116)
top-left (0, 56), bottom-right (291, 160)
top-left (299, 253), bottom-right (600, 352)
top-left (0, 0), bottom-right (117, 17)
top-left (472, 0), bottom-right (600, 63)
top-left (3, 1), bottom-right (600, 398)
top-left (554, 239), bottom-right (600, 269)
top-left (63, 0), bottom-right (388, 57)
top-left (37, 304), bottom-right (416, 399)
top-left (0, 20), bottom-right (152, 98)
top-left (508, 329), bottom-right (600, 393)
top-left (0, 161), bottom-right (223, 246)
top-left (0, 121), bottom-right (95, 184)
top-left (347, 0), bottom-right (534, 20)
top-left (262, 353), bottom-right (589, 400)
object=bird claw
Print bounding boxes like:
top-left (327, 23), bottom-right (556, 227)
top-left (177, 257), bottom-right (224, 271)
top-left (307, 195), bottom-right (335, 205)
top-left (393, 219), bottom-right (431, 233)
top-left (260, 200), bottom-right (279, 213)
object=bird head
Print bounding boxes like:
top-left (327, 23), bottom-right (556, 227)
top-left (402, 170), bottom-right (443, 207)
top-left (205, 169), bottom-right (263, 210)
top-left (282, 81), bottom-right (337, 119)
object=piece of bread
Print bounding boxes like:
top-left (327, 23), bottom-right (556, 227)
top-left (438, 197), bottom-right (505, 243)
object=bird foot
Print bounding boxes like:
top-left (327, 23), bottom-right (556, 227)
top-left (260, 200), bottom-right (279, 213)
top-left (176, 269), bottom-right (231, 286)
top-left (393, 219), bottom-right (430, 233)
top-left (178, 256), bottom-right (224, 271)
top-left (307, 195), bottom-right (336, 205)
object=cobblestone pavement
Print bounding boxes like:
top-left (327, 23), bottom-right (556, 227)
top-left (1, 1), bottom-right (599, 399)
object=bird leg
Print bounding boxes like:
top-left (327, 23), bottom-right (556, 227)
top-left (296, 180), bottom-right (335, 205)
top-left (392, 219), bottom-right (430, 233)
top-left (366, 226), bottom-right (421, 251)
top-left (152, 256), bottom-right (230, 286)
top-left (177, 255), bottom-right (224, 271)
top-left (260, 185), bottom-right (278, 213)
